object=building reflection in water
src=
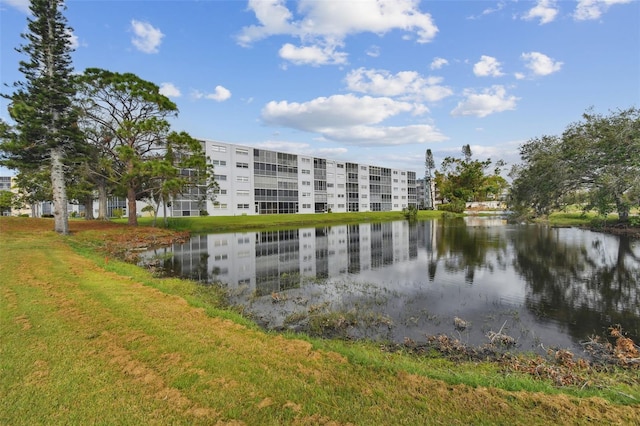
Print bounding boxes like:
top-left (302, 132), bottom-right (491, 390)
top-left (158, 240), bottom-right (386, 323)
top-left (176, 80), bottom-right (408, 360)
top-left (152, 221), bottom-right (420, 296)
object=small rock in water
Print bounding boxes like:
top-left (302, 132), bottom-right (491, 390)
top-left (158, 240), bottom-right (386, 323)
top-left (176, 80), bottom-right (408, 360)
top-left (454, 317), bottom-right (468, 331)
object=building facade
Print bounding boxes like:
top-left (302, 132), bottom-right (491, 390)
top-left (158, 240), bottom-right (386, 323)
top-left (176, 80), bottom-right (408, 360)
top-left (175, 140), bottom-right (417, 217)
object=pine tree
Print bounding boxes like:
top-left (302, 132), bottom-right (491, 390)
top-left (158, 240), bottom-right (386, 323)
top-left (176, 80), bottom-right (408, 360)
top-left (1, 0), bottom-right (82, 234)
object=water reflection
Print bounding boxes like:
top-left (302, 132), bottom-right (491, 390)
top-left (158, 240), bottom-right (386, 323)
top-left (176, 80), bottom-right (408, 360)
top-left (512, 226), bottom-right (640, 343)
top-left (143, 219), bottom-right (640, 354)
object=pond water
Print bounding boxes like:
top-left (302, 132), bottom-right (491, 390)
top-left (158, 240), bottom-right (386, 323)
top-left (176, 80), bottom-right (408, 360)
top-left (142, 217), bottom-right (640, 356)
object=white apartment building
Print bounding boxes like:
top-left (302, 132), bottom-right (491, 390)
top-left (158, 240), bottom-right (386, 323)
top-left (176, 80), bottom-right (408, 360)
top-left (171, 140), bottom-right (417, 217)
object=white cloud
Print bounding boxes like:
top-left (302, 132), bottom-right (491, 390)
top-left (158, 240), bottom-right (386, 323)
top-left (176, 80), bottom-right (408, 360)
top-left (261, 94), bottom-right (446, 146)
top-left (238, 0), bottom-right (438, 66)
top-left (192, 86), bottom-right (232, 102)
top-left (130, 20), bottom-right (164, 54)
top-left (522, 0), bottom-right (559, 25)
top-left (295, 0), bottom-right (438, 43)
top-left (262, 94), bottom-right (413, 128)
top-left (236, 0), bottom-right (296, 46)
top-left (279, 43), bottom-right (347, 66)
top-left (467, 1), bottom-right (506, 20)
top-left (521, 52), bottom-right (563, 76)
top-left (159, 83), bottom-right (181, 98)
top-left (207, 86), bottom-right (232, 102)
top-left (345, 68), bottom-right (452, 102)
top-left (574, 0), bottom-right (632, 21)
top-left (366, 45), bottom-right (381, 57)
top-left (2, 0), bottom-right (30, 13)
top-left (473, 55), bottom-right (504, 77)
top-left (319, 124), bottom-right (447, 146)
top-left (430, 57), bottom-right (449, 70)
top-left (451, 85), bottom-right (519, 118)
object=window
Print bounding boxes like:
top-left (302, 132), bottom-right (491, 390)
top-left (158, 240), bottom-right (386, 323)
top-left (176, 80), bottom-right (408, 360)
top-left (327, 183), bottom-right (334, 188)
top-left (211, 145), bottom-right (227, 152)
top-left (302, 204), bottom-right (311, 209)
top-left (337, 164), bottom-right (344, 169)
top-left (214, 174), bottom-right (227, 181)
top-left (212, 159), bottom-right (226, 166)
top-left (237, 190), bottom-right (249, 196)
top-left (301, 169), bottom-right (311, 174)
top-left (213, 203), bottom-right (228, 209)
top-left (236, 176), bottom-right (249, 182)
top-left (236, 148), bottom-right (249, 155)
top-left (236, 162), bottom-right (249, 168)
top-left (361, 166), bottom-right (367, 170)
top-left (214, 254), bottom-right (228, 261)
top-left (213, 189), bottom-right (227, 195)
top-left (302, 181), bottom-right (311, 186)
top-left (237, 204), bottom-right (250, 209)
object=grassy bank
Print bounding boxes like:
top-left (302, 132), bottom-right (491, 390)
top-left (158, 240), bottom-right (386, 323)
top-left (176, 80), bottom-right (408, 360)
top-left (1, 217), bottom-right (639, 425)
top-left (128, 210), bottom-right (445, 233)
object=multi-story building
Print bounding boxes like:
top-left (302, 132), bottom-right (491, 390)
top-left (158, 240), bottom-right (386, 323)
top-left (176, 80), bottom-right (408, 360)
top-left (175, 140), bottom-right (418, 217)
top-left (416, 177), bottom-right (437, 210)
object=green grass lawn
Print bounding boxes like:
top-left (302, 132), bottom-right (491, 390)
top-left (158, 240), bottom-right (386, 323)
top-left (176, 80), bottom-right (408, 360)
top-left (2, 217), bottom-right (639, 425)
top-left (126, 210), bottom-right (446, 232)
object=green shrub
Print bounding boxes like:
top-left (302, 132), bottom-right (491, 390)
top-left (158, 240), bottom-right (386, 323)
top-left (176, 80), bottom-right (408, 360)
top-left (438, 200), bottom-right (465, 214)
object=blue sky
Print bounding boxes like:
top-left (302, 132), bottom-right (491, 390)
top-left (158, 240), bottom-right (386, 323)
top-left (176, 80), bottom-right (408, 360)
top-left (1, 0), bottom-right (638, 177)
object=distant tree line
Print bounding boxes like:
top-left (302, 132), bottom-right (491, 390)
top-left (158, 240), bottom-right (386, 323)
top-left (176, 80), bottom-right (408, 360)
top-left (0, 0), bottom-right (216, 233)
top-left (509, 107), bottom-right (640, 221)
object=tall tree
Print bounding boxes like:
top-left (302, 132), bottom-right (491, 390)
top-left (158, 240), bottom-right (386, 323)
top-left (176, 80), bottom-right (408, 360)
top-left (424, 148), bottom-right (435, 209)
top-left (143, 131), bottom-right (218, 226)
top-left (0, 0), bottom-right (83, 234)
top-left (562, 107), bottom-right (640, 221)
top-left (75, 68), bottom-right (179, 226)
top-left (510, 107), bottom-right (640, 221)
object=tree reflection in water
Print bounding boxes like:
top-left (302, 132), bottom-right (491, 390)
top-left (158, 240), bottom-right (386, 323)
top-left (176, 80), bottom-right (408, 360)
top-left (511, 226), bottom-right (640, 343)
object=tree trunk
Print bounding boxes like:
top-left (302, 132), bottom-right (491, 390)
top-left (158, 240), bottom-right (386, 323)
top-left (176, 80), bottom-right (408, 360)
top-left (97, 178), bottom-right (108, 220)
top-left (50, 147), bottom-right (69, 234)
top-left (84, 195), bottom-right (94, 220)
top-left (127, 185), bottom-right (138, 226)
top-left (615, 197), bottom-right (630, 222)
